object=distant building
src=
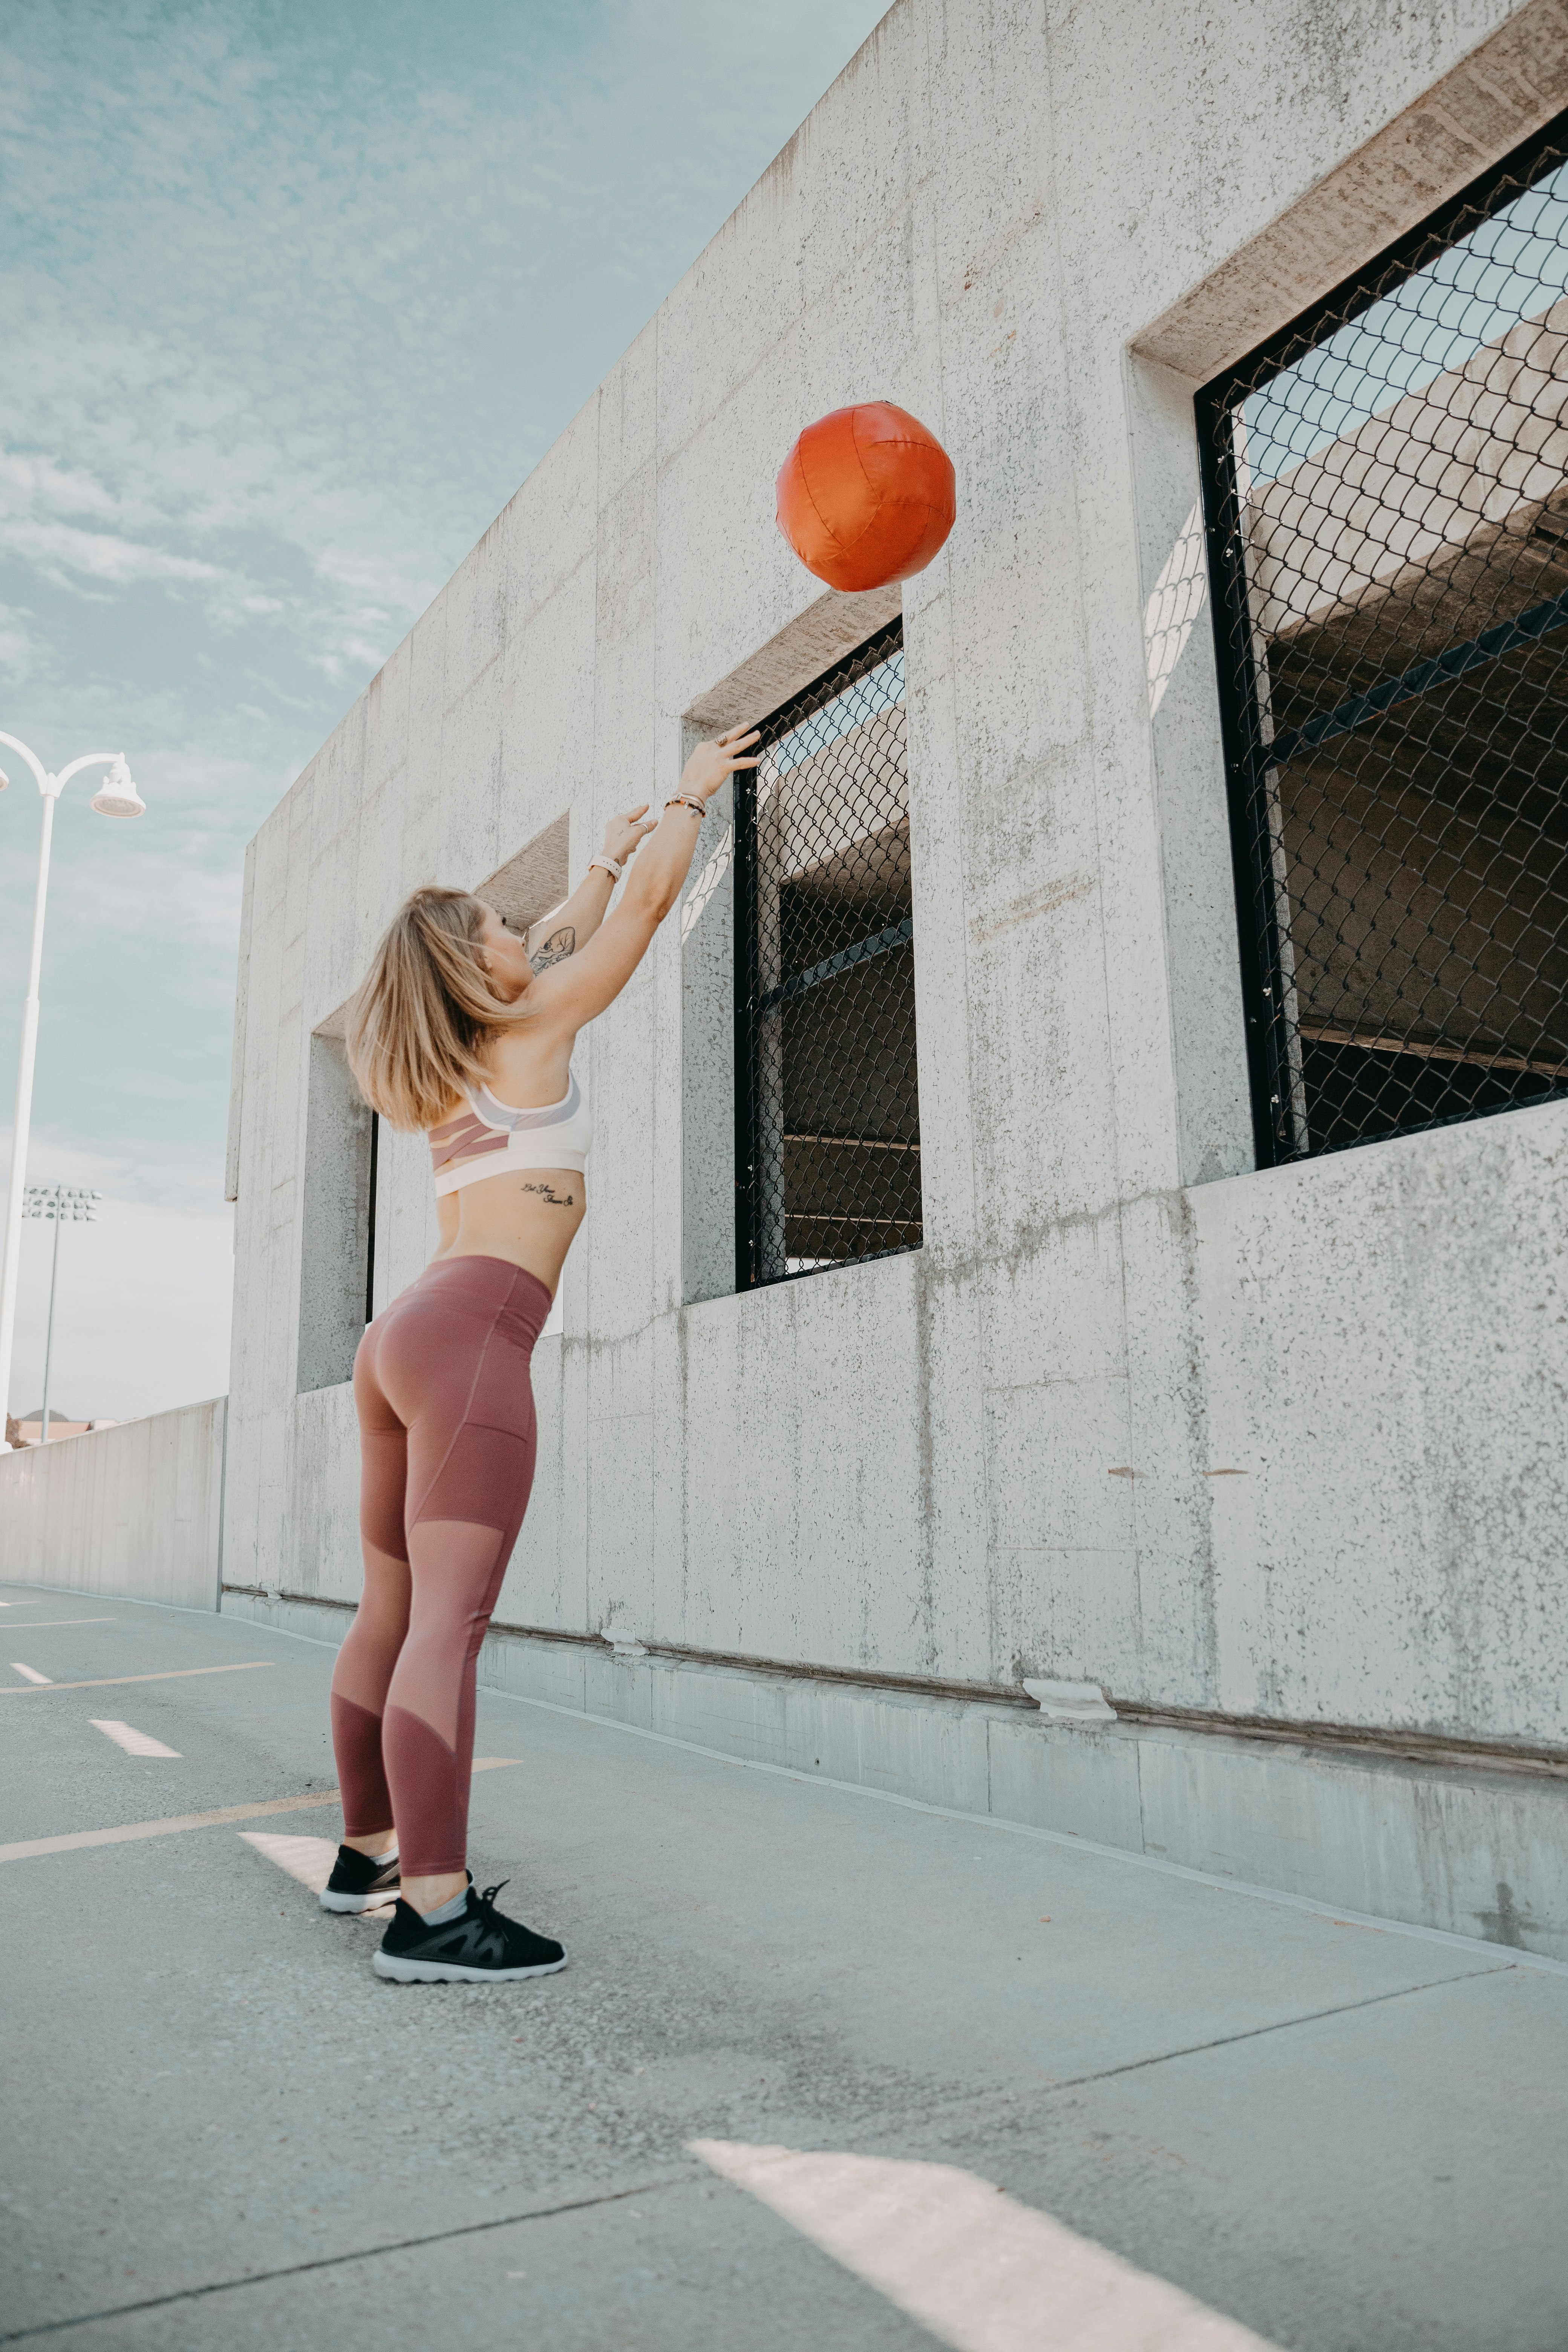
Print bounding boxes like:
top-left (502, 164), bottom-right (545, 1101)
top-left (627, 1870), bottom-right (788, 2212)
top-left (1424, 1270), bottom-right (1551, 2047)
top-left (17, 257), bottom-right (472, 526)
top-left (11, 1413), bottom-right (116, 1444)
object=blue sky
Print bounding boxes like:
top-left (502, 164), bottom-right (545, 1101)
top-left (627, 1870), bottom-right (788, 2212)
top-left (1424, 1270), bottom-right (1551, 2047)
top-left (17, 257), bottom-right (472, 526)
top-left (0, 0), bottom-right (891, 1423)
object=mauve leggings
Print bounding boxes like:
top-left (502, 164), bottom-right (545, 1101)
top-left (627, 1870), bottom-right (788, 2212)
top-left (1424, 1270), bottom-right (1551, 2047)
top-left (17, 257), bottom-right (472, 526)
top-left (329, 1255), bottom-right (548, 1877)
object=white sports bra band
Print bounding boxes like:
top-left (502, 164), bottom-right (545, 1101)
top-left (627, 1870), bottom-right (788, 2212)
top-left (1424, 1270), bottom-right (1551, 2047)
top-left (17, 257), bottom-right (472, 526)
top-left (427, 1069), bottom-right (594, 1197)
top-left (470, 1076), bottom-right (573, 1127)
top-left (434, 1148), bottom-right (587, 1196)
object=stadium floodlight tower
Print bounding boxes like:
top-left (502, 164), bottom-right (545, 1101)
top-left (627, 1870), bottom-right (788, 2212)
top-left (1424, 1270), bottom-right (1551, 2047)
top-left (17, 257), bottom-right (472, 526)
top-left (0, 733), bottom-right (144, 1451)
top-left (23, 1184), bottom-right (100, 1442)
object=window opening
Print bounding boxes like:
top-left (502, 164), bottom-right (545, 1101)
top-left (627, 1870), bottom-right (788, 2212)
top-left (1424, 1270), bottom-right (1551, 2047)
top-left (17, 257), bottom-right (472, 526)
top-left (734, 617), bottom-right (921, 1287)
top-left (476, 811), bottom-right (571, 956)
top-left (1198, 115), bottom-right (1568, 1164)
top-left (297, 1032), bottom-right (376, 1392)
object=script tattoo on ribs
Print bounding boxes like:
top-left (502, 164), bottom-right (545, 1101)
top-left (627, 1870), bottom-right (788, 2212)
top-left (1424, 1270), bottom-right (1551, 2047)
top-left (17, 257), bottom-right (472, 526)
top-left (520, 1179), bottom-right (576, 1207)
top-left (531, 925), bottom-right (577, 974)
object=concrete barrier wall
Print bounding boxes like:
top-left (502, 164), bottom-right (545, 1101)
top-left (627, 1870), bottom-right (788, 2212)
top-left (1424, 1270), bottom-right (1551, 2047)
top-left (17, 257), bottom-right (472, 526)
top-left (0, 1398), bottom-right (227, 1611)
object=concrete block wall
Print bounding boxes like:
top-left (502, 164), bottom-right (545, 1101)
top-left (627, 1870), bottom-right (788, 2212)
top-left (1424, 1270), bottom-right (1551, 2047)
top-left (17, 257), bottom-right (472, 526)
top-left (0, 1399), bottom-right (227, 1612)
top-left (221, 0), bottom-right (1568, 1934)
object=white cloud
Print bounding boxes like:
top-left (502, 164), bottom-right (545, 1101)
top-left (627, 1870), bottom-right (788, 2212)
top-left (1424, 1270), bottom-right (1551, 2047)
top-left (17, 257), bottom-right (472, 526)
top-left (2, 515), bottom-right (226, 591)
top-left (0, 603), bottom-right (40, 679)
top-left (0, 450), bottom-right (120, 520)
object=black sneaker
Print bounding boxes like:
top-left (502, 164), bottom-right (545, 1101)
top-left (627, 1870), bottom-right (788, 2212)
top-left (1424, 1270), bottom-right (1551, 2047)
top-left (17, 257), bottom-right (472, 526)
top-left (319, 1844), bottom-right (401, 1914)
top-left (374, 1880), bottom-right (567, 1982)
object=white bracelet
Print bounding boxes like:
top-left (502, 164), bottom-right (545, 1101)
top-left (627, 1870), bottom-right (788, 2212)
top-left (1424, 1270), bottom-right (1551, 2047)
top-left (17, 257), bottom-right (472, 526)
top-left (588, 854), bottom-right (624, 884)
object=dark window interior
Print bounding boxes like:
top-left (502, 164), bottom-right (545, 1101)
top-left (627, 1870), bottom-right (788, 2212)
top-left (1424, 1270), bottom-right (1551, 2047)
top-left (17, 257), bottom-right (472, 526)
top-left (734, 619), bottom-right (922, 1285)
top-left (1199, 117), bottom-right (1568, 1163)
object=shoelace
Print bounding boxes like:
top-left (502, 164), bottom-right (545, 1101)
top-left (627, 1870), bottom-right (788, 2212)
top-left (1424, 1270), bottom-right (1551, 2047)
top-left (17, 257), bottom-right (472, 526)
top-left (462, 1880), bottom-right (514, 1956)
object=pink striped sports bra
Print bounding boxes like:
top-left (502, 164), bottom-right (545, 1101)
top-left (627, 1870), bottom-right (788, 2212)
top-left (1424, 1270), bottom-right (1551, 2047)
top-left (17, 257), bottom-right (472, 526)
top-left (427, 1072), bottom-right (594, 1198)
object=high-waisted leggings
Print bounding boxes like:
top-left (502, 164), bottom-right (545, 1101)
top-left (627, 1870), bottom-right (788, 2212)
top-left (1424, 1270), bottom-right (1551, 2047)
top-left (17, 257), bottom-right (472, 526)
top-left (329, 1255), bottom-right (548, 1877)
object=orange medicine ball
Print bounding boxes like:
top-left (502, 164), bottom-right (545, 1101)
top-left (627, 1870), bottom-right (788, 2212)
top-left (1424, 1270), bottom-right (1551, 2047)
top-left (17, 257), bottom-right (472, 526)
top-left (775, 402), bottom-right (956, 593)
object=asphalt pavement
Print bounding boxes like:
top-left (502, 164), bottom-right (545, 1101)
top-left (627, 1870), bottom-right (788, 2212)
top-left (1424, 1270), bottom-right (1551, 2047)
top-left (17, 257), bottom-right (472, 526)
top-left (2, 1579), bottom-right (1565, 2352)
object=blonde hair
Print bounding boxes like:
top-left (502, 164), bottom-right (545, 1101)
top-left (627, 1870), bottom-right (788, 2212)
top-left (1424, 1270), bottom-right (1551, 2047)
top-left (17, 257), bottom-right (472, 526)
top-left (345, 886), bottom-right (530, 1131)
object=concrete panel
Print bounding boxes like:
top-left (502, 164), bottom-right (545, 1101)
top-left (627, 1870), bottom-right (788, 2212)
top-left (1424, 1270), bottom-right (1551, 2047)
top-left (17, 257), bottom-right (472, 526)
top-left (1189, 1098), bottom-right (1568, 1744)
top-left (0, 1400), bottom-right (226, 1611)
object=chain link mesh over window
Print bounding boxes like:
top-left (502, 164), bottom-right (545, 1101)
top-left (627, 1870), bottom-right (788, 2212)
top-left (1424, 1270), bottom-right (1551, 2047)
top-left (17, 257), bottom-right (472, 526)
top-left (734, 618), bottom-right (921, 1287)
top-left (1199, 119), bottom-right (1568, 1164)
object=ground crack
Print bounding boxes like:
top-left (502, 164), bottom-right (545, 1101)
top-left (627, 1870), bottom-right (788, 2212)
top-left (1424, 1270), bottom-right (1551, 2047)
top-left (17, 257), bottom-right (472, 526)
top-left (0, 2171), bottom-right (695, 2344)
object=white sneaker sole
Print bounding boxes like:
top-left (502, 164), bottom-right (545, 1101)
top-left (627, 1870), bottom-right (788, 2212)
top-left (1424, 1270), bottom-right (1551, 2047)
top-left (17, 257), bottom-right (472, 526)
top-left (320, 1886), bottom-right (399, 1914)
top-left (374, 1948), bottom-right (568, 1983)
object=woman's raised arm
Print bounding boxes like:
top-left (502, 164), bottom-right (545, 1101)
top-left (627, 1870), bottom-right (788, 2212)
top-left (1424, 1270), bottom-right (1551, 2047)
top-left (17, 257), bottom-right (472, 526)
top-left (525, 727), bottom-right (760, 1034)
top-left (520, 806), bottom-right (658, 971)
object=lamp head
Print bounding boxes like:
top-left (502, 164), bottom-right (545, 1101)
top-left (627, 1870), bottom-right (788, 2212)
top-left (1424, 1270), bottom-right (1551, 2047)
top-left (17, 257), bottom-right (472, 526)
top-left (90, 756), bottom-right (144, 819)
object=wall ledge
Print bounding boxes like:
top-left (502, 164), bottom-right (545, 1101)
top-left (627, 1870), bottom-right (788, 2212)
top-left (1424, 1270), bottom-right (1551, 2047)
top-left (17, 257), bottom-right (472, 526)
top-left (222, 1586), bottom-right (1568, 1779)
top-left (1135, 0), bottom-right (1568, 382)
top-left (216, 1594), bottom-right (1568, 1960)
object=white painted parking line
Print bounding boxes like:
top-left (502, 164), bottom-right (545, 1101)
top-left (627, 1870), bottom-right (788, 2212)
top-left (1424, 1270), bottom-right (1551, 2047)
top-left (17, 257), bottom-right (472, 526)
top-left (0, 1790), bottom-right (341, 1864)
top-left (0, 1759), bottom-right (519, 1864)
top-left (692, 2142), bottom-right (1285, 2352)
top-left (237, 1759), bottom-right (516, 1903)
top-left (91, 1719), bottom-right (182, 1758)
top-left (240, 1831), bottom-right (350, 1897)
top-left (0, 1617), bottom-right (116, 1630)
top-left (0, 1661), bottom-right (270, 1696)
top-left (10, 1663), bottom-right (51, 1684)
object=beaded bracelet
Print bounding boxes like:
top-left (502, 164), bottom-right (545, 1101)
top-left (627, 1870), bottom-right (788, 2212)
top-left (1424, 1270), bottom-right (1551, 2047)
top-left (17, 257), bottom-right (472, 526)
top-left (665, 793), bottom-right (706, 820)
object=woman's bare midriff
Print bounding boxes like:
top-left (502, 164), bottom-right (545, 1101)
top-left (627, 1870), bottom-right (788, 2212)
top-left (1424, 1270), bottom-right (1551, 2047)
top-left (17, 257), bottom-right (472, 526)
top-left (432, 1165), bottom-right (587, 1300)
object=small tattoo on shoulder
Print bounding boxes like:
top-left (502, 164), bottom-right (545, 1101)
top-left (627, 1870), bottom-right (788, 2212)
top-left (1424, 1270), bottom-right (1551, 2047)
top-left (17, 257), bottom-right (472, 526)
top-left (531, 925), bottom-right (577, 974)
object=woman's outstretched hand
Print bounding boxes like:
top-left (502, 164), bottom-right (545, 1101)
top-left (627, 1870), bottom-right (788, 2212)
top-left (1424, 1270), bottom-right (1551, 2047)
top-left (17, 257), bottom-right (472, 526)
top-left (604, 804), bottom-right (657, 864)
top-left (680, 724), bottom-right (761, 803)
top-left (531, 728), bottom-right (764, 1030)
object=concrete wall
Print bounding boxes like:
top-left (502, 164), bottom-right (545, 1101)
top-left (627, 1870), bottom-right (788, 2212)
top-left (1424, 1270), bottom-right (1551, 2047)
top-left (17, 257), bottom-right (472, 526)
top-left (223, 1), bottom-right (1568, 1778)
top-left (0, 1400), bottom-right (227, 1612)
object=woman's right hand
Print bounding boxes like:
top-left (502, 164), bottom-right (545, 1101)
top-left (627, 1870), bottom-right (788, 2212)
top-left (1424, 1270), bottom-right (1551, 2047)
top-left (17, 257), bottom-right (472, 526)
top-left (678, 724), bottom-right (761, 803)
top-left (603, 804), bottom-right (656, 865)
top-left (528, 730), bottom-right (760, 1032)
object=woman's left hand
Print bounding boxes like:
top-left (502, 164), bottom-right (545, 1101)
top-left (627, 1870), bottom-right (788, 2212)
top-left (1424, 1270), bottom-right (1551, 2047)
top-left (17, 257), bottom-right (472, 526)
top-left (603, 804), bottom-right (656, 865)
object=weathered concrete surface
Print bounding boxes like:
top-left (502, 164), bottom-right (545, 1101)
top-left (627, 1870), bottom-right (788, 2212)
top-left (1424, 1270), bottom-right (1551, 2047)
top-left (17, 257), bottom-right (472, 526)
top-left (221, 1595), bottom-right (1568, 1964)
top-left (1133, 0), bottom-right (1568, 379)
top-left (0, 1399), bottom-right (225, 1611)
top-left (222, 0), bottom-right (1568, 1864)
top-left (3, 1591), bottom-right (1566, 2352)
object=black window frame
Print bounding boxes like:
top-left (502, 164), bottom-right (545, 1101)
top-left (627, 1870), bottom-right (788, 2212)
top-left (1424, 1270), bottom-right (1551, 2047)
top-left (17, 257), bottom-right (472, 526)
top-left (732, 615), bottom-right (922, 1291)
top-left (1197, 109), bottom-right (1568, 1169)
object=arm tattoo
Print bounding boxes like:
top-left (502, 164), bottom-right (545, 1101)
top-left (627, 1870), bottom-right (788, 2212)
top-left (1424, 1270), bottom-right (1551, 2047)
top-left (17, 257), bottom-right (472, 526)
top-left (531, 925), bottom-right (577, 974)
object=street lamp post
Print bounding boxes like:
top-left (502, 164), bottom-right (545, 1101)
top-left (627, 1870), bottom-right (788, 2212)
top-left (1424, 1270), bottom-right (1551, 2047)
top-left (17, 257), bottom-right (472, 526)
top-left (22, 1185), bottom-right (99, 1441)
top-left (0, 733), bottom-right (144, 1451)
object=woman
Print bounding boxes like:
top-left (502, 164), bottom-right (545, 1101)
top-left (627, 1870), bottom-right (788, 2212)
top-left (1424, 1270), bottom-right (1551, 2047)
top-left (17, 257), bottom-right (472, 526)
top-left (319, 723), bottom-right (759, 1983)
